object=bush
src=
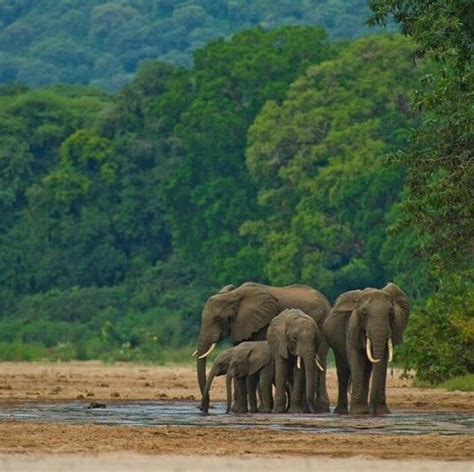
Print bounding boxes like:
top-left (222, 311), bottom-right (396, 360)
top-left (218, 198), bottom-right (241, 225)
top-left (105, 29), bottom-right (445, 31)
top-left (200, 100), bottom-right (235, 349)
top-left (400, 273), bottom-right (474, 384)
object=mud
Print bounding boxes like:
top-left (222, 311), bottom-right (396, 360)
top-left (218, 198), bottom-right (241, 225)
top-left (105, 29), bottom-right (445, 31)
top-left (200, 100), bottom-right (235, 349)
top-left (1, 401), bottom-right (472, 436)
top-left (0, 362), bottom-right (472, 461)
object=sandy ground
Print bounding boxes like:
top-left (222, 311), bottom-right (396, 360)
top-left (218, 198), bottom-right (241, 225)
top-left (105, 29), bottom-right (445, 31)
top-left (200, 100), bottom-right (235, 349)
top-left (1, 361), bottom-right (471, 411)
top-left (0, 362), bottom-right (472, 465)
top-left (1, 454), bottom-right (473, 472)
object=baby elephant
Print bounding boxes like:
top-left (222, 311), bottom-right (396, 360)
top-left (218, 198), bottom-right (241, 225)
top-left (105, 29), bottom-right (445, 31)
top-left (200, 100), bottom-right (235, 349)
top-left (200, 341), bottom-right (274, 414)
top-left (227, 341), bottom-right (274, 414)
top-left (267, 308), bottom-right (325, 414)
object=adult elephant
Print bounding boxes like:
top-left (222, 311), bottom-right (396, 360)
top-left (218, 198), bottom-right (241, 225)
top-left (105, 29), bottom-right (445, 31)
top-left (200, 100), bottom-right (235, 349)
top-left (194, 282), bottom-right (331, 412)
top-left (323, 283), bottom-right (410, 415)
top-left (267, 308), bottom-right (325, 413)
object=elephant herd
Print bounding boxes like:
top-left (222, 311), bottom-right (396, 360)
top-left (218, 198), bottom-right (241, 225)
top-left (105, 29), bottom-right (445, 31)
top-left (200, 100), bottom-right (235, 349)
top-left (193, 282), bottom-right (410, 415)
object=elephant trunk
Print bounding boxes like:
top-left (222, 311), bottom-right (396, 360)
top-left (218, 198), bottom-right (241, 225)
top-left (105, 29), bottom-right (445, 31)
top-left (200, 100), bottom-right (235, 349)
top-left (370, 331), bottom-right (388, 362)
top-left (225, 373), bottom-right (232, 414)
top-left (200, 363), bottom-right (218, 414)
top-left (196, 337), bottom-right (215, 395)
top-left (370, 359), bottom-right (387, 411)
top-left (303, 352), bottom-right (317, 413)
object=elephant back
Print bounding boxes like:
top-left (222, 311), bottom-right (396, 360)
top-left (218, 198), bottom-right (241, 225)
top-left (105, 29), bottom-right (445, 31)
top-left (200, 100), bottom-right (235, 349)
top-left (228, 341), bottom-right (272, 377)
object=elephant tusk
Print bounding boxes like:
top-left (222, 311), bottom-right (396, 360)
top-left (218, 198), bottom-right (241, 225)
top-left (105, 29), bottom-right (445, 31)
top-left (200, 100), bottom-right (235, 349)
top-left (198, 343), bottom-right (216, 359)
top-left (297, 356), bottom-right (302, 369)
top-left (366, 338), bottom-right (381, 363)
top-left (388, 338), bottom-right (394, 363)
top-left (315, 357), bottom-right (325, 372)
top-left (192, 350), bottom-right (198, 357)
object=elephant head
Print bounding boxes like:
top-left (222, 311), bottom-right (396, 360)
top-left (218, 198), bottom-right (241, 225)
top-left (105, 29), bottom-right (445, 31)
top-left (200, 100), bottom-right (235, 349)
top-left (333, 283), bottom-right (410, 362)
top-left (194, 284), bottom-right (281, 395)
top-left (267, 309), bottom-right (323, 413)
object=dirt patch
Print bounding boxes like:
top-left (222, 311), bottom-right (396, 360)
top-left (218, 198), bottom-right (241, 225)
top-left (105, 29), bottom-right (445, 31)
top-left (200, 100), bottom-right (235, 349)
top-left (0, 361), bottom-right (472, 412)
top-left (0, 362), bottom-right (472, 460)
top-left (0, 422), bottom-right (472, 460)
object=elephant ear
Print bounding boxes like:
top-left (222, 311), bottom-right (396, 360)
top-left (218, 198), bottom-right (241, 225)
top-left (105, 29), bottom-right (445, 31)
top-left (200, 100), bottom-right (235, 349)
top-left (248, 343), bottom-right (272, 375)
top-left (332, 290), bottom-right (364, 350)
top-left (331, 290), bottom-right (362, 318)
top-left (231, 287), bottom-right (281, 343)
top-left (267, 312), bottom-right (289, 359)
top-left (228, 346), bottom-right (250, 378)
top-left (382, 282), bottom-right (411, 345)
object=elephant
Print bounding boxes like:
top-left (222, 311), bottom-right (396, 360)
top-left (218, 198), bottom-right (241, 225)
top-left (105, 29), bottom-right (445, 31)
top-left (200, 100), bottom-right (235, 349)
top-left (323, 283), bottom-right (410, 415)
top-left (194, 282), bottom-right (332, 412)
top-left (267, 308), bottom-right (325, 414)
top-left (200, 341), bottom-right (274, 414)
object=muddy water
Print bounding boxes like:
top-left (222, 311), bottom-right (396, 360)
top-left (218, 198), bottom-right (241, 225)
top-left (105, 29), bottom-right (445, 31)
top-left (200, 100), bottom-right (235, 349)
top-left (1, 402), bottom-right (472, 436)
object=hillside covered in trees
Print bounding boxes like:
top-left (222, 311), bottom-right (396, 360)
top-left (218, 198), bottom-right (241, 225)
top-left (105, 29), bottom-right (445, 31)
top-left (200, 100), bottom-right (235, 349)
top-left (0, 2), bottom-right (472, 384)
top-left (0, 0), bottom-right (388, 90)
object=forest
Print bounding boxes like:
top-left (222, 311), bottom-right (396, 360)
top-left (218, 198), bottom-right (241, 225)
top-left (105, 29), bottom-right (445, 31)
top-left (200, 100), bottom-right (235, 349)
top-left (0, 0), bottom-right (472, 385)
top-left (0, 0), bottom-right (389, 91)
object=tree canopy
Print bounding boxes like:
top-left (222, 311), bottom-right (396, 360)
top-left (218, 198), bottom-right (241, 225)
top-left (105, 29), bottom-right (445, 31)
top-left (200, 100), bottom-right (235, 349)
top-left (0, 0), bottom-right (389, 90)
top-left (0, 16), bottom-right (471, 382)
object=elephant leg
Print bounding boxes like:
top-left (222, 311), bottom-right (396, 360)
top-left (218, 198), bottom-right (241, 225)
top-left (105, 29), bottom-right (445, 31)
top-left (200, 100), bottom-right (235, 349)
top-left (315, 338), bottom-right (330, 412)
top-left (349, 350), bottom-right (370, 415)
top-left (288, 363), bottom-right (304, 414)
top-left (362, 359), bottom-right (372, 407)
top-left (272, 356), bottom-right (288, 413)
top-left (301, 376), bottom-right (310, 413)
top-left (334, 352), bottom-right (350, 414)
top-left (235, 377), bottom-right (248, 414)
top-left (248, 375), bottom-right (259, 413)
top-left (231, 377), bottom-right (239, 413)
top-left (369, 358), bottom-right (390, 415)
top-left (258, 364), bottom-right (273, 413)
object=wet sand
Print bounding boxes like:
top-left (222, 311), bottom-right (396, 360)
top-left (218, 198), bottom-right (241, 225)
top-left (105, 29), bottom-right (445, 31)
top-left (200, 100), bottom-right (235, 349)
top-left (0, 362), bottom-right (472, 463)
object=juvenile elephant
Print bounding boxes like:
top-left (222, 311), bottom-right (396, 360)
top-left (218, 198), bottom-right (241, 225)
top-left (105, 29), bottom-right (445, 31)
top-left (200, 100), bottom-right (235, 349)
top-left (227, 341), bottom-right (274, 414)
top-left (267, 308), bottom-right (325, 414)
top-left (200, 341), bottom-right (274, 414)
top-left (193, 282), bottom-right (331, 412)
top-left (323, 283), bottom-right (410, 415)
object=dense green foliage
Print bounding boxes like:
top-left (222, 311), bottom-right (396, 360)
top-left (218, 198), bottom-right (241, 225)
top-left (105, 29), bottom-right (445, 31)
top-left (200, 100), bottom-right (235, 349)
top-left (0, 0), bottom-right (387, 91)
top-left (0, 27), bottom-right (337, 361)
top-left (0, 4), bottom-right (471, 384)
top-left (244, 36), bottom-right (418, 300)
top-left (368, 0), bottom-right (473, 383)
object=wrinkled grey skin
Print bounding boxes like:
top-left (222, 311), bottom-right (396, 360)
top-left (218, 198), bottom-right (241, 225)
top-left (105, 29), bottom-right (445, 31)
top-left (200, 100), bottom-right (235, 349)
top-left (323, 283), bottom-right (410, 415)
top-left (195, 282), bottom-right (331, 412)
top-left (200, 342), bottom-right (274, 414)
top-left (226, 341), bottom-right (274, 414)
top-left (267, 309), bottom-right (322, 414)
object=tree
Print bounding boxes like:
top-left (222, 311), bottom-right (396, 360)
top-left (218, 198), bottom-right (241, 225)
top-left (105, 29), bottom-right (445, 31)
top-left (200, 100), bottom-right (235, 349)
top-left (161, 27), bottom-right (333, 285)
top-left (368, 0), bottom-right (473, 383)
top-left (368, 0), bottom-right (474, 271)
top-left (244, 36), bottom-right (419, 299)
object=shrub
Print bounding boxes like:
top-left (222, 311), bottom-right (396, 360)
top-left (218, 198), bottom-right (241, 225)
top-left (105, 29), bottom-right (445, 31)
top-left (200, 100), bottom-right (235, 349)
top-left (400, 273), bottom-right (474, 384)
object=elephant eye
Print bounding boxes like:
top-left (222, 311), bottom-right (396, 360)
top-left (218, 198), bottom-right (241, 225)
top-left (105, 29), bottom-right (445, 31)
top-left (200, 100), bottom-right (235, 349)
top-left (359, 308), bottom-right (368, 318)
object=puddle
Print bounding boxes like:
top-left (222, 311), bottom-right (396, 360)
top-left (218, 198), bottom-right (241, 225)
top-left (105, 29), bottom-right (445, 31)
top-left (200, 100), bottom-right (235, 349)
top-left (0, 402), bottom-right (472, 436)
